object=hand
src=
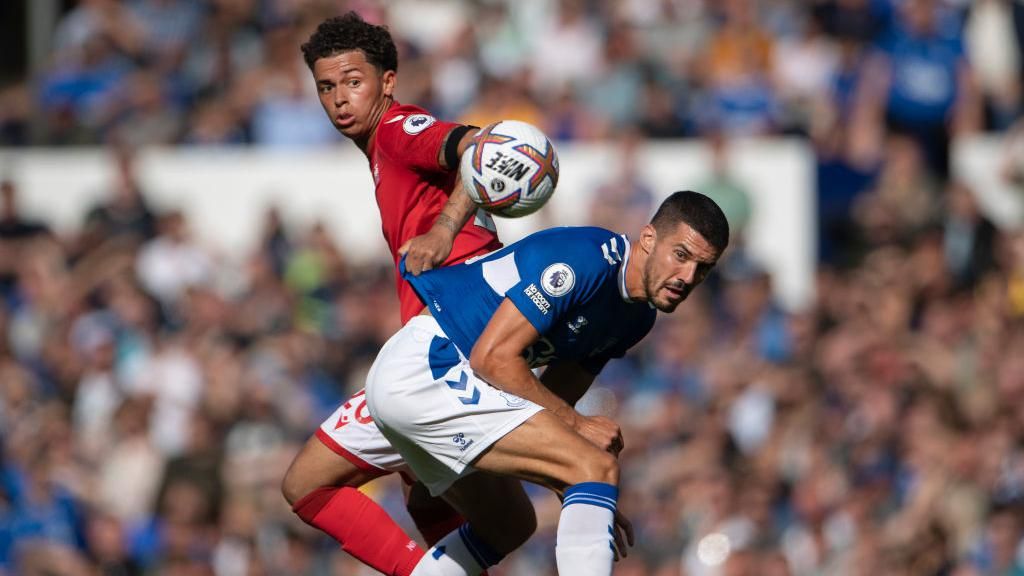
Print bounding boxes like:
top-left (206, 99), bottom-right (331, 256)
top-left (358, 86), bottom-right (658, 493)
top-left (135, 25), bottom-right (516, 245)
top-left (612, 509), bottom-right (635, 561)
top-left (572, 415), bottom-right (624, 456)
top-left (399, 226), bottom-right (454, 276)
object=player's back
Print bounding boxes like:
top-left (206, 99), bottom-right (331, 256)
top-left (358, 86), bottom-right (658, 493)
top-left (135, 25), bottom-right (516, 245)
top-left (404, 226), bottom-right (657, 369)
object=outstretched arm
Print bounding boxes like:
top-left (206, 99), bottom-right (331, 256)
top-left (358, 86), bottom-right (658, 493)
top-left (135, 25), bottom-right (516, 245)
top-left (400, 127), bottom-right (480, 275)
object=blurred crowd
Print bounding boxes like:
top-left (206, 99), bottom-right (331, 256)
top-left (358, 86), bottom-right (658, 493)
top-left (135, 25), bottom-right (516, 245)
top-left (3, 0), bottom-right (1024, 575)
top-left (0, 0), bottom-right (1020, 150)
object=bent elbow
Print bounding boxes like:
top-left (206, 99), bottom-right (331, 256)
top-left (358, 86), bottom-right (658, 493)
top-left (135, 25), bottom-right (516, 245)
top-left (470, 344), bottom-right (511, 384)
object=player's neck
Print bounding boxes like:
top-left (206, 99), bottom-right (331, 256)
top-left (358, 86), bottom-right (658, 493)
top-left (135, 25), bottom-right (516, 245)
top-left (355, 96), bottom-right (394, 155)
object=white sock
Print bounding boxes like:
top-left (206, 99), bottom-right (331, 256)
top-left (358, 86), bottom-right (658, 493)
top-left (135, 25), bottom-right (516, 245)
top-left (409, 523), bottom-right (502, 576)
top-left (556, 482), bottom-right (618, 576)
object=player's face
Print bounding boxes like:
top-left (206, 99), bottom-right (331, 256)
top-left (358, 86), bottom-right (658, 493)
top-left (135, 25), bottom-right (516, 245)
top-left (312, 50), bottom-right (395, 142)
top-left (642, 222), bottom-right (720, 312)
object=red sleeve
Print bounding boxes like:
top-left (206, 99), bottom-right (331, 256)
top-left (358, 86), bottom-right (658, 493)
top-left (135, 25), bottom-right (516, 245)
top-left (376, 106), bottom-right (462, 174)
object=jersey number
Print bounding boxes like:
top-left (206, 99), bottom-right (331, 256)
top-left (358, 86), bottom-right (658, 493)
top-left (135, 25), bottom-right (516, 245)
top-left (334, 390), bottom-right (373, 429)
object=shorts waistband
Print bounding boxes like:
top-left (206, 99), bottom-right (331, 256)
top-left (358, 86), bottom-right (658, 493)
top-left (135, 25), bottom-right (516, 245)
top-left (405, 314), bottom-right (444, 335)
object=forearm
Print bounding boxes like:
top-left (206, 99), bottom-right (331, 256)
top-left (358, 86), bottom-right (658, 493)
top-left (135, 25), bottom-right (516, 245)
top-left (539, 361), bottom-right (597, 406)
top-left (432, 177), bottom-right (477, 236)
top-left (432, 126), bottom-right (480, 236)
top-left (476, 355), bottom-right (578, 427)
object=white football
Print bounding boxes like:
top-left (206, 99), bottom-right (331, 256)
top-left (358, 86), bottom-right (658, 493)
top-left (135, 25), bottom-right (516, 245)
top-left (460, 120), bottom-right (559, 218)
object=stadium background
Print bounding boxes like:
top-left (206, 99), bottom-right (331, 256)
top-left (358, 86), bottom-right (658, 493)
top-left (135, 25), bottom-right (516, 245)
top-left (3, 0), bottom-right (1024, 574)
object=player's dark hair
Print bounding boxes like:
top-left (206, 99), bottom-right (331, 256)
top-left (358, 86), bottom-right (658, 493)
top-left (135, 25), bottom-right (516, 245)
top-left (301, 12), bottom-right (398, 73)
top-left (650, 191), bottom-right (730, 252)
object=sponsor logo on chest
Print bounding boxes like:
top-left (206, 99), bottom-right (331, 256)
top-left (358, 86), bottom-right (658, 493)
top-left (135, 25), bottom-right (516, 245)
top-left (566, 315), bottom-right (588, 334)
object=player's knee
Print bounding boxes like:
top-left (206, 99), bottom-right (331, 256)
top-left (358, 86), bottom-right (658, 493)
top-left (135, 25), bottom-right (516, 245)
top-left (281, 464), bottom-right (306, 507)
top-left (281, 457), bottom-right (324, 508)
top-left (572, 449), bottom-right (619, 487)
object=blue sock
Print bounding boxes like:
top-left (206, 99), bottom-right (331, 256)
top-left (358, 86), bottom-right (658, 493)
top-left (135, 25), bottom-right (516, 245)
top-left (411, 522), bottom-right (503, 576)
top-left (557, 482), bottom-right (618, 576)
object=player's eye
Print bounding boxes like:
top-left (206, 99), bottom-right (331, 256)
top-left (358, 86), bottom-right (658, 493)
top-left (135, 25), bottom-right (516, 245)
top-left (675, 250), bottom-right (687, 260)
top-left (318, 84), bottom-right (332, 94)
top-left (348, 79), bottom-right (361, 87)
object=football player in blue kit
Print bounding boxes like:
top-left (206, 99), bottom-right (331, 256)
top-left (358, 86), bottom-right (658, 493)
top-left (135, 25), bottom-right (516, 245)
top-left (363, 191), bottom-right (729, 576)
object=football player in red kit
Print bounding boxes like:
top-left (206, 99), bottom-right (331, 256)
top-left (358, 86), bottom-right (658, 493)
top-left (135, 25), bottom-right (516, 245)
top-left (310, 21), bottom-right (502, 322)
top-left (280, 12), bottom-right (535, 576)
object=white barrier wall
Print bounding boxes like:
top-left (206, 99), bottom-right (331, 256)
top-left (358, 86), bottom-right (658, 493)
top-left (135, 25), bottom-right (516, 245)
top-left (953, 135), bottom-right (1024, 229)
top-left (0, 139), bottom-right (816, 310)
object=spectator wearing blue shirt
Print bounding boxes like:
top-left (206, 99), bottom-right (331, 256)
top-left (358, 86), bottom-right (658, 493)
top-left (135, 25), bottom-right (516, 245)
top-left (854, 0), bottom-right (982, 177)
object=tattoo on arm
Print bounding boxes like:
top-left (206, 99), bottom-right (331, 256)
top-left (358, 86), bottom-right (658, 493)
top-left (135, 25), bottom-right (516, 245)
top-left (435, 212), bottom-right (460, 235)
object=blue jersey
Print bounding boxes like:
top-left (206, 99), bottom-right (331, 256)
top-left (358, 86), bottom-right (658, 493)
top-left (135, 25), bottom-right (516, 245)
top-left (403, 226), bottom-right (657, 374)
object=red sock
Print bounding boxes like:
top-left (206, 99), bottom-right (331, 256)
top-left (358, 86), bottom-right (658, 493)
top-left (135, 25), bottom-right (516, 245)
top-left (293, 486), bottom-right (425, 576)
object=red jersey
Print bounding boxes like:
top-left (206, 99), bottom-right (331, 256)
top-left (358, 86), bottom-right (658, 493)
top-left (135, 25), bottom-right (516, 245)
top-left (368, 101), bottom-right (502, 323)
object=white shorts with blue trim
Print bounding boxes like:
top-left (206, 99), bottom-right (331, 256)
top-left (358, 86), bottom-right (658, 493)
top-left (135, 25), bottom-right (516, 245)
top-left (364, 316), bottom-right (544, 496)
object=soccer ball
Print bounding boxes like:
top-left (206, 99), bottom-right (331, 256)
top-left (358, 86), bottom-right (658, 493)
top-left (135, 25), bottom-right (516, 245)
top-left (460, 120), bottom-right (559, 218)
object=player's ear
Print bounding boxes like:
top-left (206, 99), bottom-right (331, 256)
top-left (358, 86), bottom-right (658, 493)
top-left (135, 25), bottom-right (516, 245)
top-left (381, 70), bottom-right (396, 98)
top-left (640, 225), bottom-right (656, 254)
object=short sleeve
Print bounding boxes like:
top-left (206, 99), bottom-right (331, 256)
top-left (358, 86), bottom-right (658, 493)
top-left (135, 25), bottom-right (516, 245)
top-left (376, 108), bottom-right (463, 174)
top-left (504, 230), bottom-right (620, 336)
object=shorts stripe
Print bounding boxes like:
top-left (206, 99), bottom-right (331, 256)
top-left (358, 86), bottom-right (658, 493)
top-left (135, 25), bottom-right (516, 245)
top-left (315, 428), bottom-right (388, 476)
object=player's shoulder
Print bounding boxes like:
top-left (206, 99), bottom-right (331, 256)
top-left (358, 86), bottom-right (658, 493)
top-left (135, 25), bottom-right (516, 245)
top-left (530, 226), bottom-right (619, 242)
top-left (529, 226), bottom-right (624, 257)
top-left (379, 103), bottom-right (442, 138)
top-left (519, 227), bottom-right (626, 276)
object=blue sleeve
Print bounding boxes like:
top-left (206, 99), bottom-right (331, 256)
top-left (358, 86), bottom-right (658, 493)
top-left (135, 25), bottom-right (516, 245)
top-left (505, 230), bottom-right (619, 336)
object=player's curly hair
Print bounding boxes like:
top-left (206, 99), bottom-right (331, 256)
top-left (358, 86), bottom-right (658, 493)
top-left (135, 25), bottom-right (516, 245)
top-left (301, 12), bottom-right (398, 73)
top-left (651, 191), bottom-right (730, 252)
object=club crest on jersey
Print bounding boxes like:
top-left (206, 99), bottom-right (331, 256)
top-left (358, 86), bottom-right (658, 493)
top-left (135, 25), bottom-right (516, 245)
top-left (403, 114), bottom-right (435, 135)
top-left (541, 263), bottom-right (575, 297)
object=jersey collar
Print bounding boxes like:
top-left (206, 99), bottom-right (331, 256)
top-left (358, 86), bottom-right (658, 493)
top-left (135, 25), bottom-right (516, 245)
top-left (617, 234), bottom-right (632, 303)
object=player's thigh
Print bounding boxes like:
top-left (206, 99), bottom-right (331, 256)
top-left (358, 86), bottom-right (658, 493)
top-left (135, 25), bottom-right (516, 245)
top-left (282, 435), bottom-right (382, 505)
top-left (283, 389), bottom-right (404, 504)
top-left (365, 316), bottom-right (615, 494)
top-left (471, 408), bottom-right (618, 493)
top-left (441, 472), bottom-right (537, 555)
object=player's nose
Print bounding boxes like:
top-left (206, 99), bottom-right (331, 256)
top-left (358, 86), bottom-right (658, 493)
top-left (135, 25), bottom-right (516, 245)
top-left (678, 260), bottom-right (697, 284)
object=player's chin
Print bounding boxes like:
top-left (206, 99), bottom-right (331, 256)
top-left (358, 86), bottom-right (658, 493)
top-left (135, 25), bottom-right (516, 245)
top-left (653, 296), bottom-right (683, 313)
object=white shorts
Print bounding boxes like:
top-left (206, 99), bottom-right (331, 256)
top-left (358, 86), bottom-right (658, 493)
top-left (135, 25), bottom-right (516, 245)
top-left (364, 316), bottom-right (543, 497)
top-left (316, 389), bottom-right (411, 478)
